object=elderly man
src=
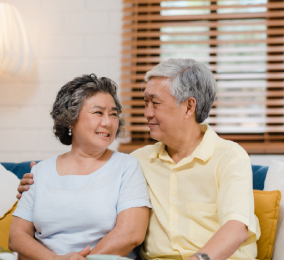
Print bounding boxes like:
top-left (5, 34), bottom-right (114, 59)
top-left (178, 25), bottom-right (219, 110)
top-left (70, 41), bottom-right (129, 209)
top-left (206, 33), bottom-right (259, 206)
top-left (17, 59), bottom-right (260, 260)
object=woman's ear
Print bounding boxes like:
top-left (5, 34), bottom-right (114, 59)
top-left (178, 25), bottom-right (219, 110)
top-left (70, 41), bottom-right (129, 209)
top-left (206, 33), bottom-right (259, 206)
top-left (185, 97), bottom-right (196, 118)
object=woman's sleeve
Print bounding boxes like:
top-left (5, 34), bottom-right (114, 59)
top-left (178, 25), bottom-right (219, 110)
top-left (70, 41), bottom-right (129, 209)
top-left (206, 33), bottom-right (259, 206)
top-left (116, 156), bottom-right (152, 214)
top-left (12, 166), bottom-right (37, 222)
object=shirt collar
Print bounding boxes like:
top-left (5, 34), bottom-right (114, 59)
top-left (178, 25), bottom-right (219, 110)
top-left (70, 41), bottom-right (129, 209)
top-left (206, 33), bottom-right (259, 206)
top-left (149, 142), bottom-right (175, 163)
top-left (192, 124), bottom-right (217, 163)
top-left (148, 124), bottom-right (217, 165)
top-left (149, 142), bottom-right (166, 159)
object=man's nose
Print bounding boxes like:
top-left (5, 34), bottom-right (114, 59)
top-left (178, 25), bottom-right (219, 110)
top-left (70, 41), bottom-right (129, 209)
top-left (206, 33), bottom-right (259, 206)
top-left (144, 104), bottom-right (154, 118)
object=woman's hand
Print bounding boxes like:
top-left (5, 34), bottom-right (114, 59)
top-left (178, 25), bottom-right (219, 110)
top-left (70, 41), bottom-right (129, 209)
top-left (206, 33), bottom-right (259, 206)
top-left (55, 246), bottom-right (90, 260)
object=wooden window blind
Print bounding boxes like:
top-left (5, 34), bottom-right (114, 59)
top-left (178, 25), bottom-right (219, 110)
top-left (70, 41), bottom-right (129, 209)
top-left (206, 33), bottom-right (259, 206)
top-left (120, 0), bottom-right (284, 154)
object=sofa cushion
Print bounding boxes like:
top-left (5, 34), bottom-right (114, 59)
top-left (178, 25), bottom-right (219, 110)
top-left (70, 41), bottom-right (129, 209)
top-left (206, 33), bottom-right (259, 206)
top-left (1, 162), bottom-right (36, 180)
top-left (254, 190), bottom-right (281, 260)
top-left (272, 218), bottom-right (284, 260)
top-left (0, 164), bottom-right (19, 217)
top-left (0, 201), bottom-right (18, 251)
top-left (252, 165), bottom-right (269, 190)
top-left (263, 160), bottom-right (284, 260)
top-left (264, 160), bottom-right (284, 232)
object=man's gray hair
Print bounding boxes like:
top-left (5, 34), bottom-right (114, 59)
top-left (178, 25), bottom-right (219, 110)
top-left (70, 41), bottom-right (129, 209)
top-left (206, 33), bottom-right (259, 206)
top-left (145, 58), bottom-right (217, 123)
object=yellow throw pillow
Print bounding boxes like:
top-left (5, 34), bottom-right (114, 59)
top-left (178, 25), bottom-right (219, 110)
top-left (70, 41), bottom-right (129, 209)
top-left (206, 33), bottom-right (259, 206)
top-left (0, 201), bottom-right (18, 251)
top-left (254, 190), bottom-right (281, 260)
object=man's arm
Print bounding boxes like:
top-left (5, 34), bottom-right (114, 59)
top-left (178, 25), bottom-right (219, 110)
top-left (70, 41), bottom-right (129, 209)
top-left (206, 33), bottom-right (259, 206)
top-left (188, 220), bottom-right (248, 260)
top-left (90, 207), bottom-right (150, 256)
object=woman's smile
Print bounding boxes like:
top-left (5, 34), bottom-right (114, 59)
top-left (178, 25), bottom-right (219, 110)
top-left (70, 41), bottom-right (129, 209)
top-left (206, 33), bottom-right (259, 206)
top-left (96, 132), bottom-right (110, 138)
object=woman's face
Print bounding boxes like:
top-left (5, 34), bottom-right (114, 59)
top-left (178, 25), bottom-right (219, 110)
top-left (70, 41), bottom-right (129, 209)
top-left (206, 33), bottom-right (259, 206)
top-left (72, 92), bottom-right (119, 152)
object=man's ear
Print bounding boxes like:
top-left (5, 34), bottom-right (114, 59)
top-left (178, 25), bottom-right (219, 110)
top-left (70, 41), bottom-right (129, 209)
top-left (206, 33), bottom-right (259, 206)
top-left (185, 97), bottom-right (196, 118)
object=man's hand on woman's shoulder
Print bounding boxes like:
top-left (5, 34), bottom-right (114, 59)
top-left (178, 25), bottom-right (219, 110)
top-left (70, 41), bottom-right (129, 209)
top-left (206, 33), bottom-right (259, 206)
top-left (16, 161), bottom-right (36, 199)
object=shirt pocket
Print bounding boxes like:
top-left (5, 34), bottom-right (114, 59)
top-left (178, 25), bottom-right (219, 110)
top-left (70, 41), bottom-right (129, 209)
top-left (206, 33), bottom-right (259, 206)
top-left (187, 202), bottom-right (220, 247)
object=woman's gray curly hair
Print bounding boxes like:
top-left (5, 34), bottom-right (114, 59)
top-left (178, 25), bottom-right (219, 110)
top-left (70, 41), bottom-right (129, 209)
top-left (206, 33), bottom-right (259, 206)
top-left (145, 58), bottom-right (217, 124)
top-left (50, 74), bottom-right (125, 145)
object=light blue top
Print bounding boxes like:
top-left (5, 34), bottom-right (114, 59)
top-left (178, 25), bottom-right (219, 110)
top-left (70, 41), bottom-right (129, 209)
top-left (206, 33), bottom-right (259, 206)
top-left (13, 152), bottom-right (151, 258)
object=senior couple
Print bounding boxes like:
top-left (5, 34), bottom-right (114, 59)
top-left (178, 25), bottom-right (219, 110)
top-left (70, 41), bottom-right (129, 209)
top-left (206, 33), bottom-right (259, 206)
top-left (10, 59), bottom-right (260, 260)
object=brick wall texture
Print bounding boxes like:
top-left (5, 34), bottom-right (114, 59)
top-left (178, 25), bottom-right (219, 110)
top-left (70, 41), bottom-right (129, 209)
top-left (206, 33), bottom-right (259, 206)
top-left (0, 0), bottom-right (122, 162)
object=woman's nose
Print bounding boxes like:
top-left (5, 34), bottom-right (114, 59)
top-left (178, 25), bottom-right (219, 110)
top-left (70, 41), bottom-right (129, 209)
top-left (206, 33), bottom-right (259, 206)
top-left (101, 115), bottom-right (111, 127)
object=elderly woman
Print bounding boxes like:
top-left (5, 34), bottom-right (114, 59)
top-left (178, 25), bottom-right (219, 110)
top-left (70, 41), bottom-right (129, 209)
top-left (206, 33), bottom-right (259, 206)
top-left (9, 74), bottom-right (151, 260)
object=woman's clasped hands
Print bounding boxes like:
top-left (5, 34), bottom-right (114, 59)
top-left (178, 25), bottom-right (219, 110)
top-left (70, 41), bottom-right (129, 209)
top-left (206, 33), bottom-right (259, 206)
top-left (54, 246), bottom-right (90, 260)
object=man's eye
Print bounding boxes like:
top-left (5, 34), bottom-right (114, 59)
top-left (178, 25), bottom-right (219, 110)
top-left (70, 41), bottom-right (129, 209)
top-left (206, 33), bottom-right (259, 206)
top-left (153, 102), bottom-right (159, 105)
top-left (111, 113), bottom-right (118, 117)
top-left (95, 111), bottom-right (103, 115)
top-left (144, 99), bottom-right (149, 103)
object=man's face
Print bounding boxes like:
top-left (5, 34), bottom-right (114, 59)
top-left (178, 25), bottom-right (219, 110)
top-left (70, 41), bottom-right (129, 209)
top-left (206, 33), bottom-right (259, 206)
top-left (143, 77), bottom-right (186, 144)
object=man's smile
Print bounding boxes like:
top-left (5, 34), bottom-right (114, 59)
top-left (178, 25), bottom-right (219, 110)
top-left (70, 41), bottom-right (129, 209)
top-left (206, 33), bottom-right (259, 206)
top-left (148, 123), bottom-right (158, 128)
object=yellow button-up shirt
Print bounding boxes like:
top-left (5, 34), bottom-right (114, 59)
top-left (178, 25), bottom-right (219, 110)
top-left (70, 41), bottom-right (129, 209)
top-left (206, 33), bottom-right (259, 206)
top-left (131, 124), bottom-right (260, 260)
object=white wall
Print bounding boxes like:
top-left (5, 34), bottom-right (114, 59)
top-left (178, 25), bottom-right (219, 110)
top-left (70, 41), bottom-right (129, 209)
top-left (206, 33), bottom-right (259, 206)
top-left (250, 155), bottom-right (284, 167)
top-left (0, 0), bottom-right (283, 165)
top-left (0, 0), bottom-right (122, 162)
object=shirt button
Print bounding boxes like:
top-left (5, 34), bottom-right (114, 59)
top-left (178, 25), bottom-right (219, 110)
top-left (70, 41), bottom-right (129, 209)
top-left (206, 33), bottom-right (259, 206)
top-left (175, 244), bottom-right (178, 248)
top-left (172, 221), bottom-right (175, 225)
top-left (173, 169), bottom-right (176, 173)
top-left (172, 196), bottom-right (175, 202)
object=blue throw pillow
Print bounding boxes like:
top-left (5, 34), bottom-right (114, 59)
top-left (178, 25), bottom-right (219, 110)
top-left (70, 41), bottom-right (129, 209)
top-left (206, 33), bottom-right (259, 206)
top-left (1, 161), bottom-right (39, 180)
top-left (252, 164), bottom-right (269, 190)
